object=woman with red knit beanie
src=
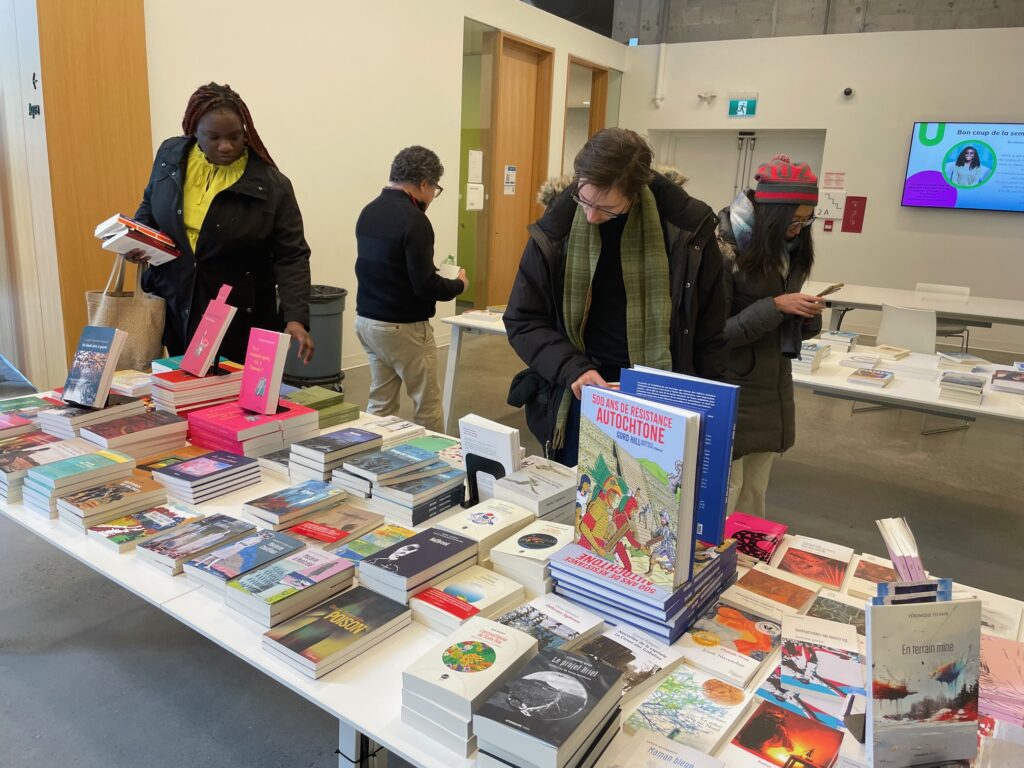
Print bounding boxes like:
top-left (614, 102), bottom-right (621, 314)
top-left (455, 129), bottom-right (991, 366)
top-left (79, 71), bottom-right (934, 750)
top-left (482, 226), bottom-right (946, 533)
top-left (717, 154), bottom-right (824, 517)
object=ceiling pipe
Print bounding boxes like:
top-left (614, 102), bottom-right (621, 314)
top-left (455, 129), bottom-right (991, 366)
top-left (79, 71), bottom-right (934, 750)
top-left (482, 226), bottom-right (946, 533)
top-left (652, 0), bottom-right (672, 109)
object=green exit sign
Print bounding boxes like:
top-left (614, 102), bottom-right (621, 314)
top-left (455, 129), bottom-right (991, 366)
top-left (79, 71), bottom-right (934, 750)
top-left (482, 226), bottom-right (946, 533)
top-left (728, 98), bottom-right (757, 117)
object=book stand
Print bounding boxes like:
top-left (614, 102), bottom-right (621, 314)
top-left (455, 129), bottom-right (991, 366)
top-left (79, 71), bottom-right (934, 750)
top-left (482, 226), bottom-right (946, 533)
top-left (462, 454), bottom-right (507, 508)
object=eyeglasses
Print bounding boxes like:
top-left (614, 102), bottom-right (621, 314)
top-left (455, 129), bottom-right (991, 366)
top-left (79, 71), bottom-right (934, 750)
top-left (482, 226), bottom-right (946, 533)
top-left (789, 215), bottom-right (816, 229)
top-left (571, 192), bottom-right (628, 219)
top-left (433, 184), bottom-right (444, 198)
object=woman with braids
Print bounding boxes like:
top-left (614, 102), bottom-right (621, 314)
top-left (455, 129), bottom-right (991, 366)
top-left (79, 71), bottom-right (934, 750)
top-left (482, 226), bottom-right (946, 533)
top-left (125, 82), bottom-right (314, 364)
top-left (717, 154), bottom-right (823, 517)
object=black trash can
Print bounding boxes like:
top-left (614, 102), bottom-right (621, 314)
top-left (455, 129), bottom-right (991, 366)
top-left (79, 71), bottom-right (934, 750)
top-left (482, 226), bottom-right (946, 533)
top-left (282, 285), bottom-right (347, 390)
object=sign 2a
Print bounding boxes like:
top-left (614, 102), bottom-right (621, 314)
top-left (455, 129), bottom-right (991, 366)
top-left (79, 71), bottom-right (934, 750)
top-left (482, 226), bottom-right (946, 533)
top-left (816, 190), bottom-right (847, 220)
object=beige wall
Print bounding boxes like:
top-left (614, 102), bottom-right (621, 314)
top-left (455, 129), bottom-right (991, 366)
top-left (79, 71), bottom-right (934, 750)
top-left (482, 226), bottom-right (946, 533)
top-left (143, 0), bottom-right (626, 367)
top-left (619, 28), bottom-right (1024, 353)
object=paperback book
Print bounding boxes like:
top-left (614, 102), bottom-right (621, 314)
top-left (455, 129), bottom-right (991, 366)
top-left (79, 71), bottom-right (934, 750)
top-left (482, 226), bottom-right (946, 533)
top-left (780, 614), bottom-right (865, 699)
top-left (56, 469), bottom-right (166, 526)
top-left (679, 599), bottom-right (782, 687)
top-left (576, 624), bottom-right (685, 701)
top-left (357, 527), bottom-right (478, 595)
top-left (183, 529), bottom-right (305, 592)
top-left (755, 664), bottom-right (852, 732)
top-left (330, 523), bottom-right (415, 563)
top-left (341, 443), bottom-right (437, 482)
top-left (94, 213), bottom-right (179, 265)
top-left (805, 589), bottom-right (867, 636)
top-left (844, 553), bottom-right (900, 600)
top-left (409, 565), bottom-right (524, 634)
top-left (62, 326), bottom-right (128, 408)
top-left (492, 457), bottom-right (577, 517)
top-left (284, 506), bottom-right (384, 549)
top-left (725, 512), bottom-right (788, 567)
top-left (719, 698), bottom-right (846, 768)
top-left (238, 328), bottom-right (292, 415)
top-left (722, 563), bottom-right (820, 621)
top-left (596, 729), bottom-right (725, 768)
top-left (434, 497), bottom-right (534, 564)
top-left (241, 480), bottom-right (346, 526)
top-left (136, 513), bottom-right (255, 574)
top-left (773, 535), bottom-right (855, 590)
top-left (180, 284), bottom-right (237, 377)
top-left (979, 634), bottom-right (1024, 727)
top-left (496, 593), bottom-right (604, 653)
top-left (86, 501), bottom-right (201, 552)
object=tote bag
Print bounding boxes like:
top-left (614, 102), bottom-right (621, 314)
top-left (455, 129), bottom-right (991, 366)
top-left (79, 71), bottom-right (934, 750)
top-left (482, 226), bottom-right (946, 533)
top-left (85, 257), bottom-right (165, 370)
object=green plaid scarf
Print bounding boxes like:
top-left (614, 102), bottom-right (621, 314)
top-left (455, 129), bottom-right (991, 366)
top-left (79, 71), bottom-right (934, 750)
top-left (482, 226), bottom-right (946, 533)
top-left (554, 186), bottom-right (673, 449)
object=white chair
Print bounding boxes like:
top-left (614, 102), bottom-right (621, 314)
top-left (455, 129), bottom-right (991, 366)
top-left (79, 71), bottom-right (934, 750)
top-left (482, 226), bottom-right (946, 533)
top-left (914, 282), bottom-right (970, 352)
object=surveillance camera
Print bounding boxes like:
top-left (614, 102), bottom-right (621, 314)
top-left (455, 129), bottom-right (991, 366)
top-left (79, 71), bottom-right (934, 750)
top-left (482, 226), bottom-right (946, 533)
top-left (843, 87), bottom-right (854, 97)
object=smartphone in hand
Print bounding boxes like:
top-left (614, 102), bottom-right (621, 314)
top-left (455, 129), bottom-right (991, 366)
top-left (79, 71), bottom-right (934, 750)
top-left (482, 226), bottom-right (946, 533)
top-left (816, 282), bottom-right (844, 298)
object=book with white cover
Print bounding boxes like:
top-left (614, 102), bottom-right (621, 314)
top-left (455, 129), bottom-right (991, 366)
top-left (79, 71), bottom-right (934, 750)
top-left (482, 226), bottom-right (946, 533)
top-left (843, 552), bottom-right (899, 600)
top-left (952, 582), bottom-right (1024, 641)
top-left (771, 535), bottom-right (855, 591)
top-left (678, 599), bottom-right (781, 687)
top-left (780, 614), bottom-right (864, 699)
top-left (496, 592), bottom-right (604, 652)
top-left (596, 729), bottom-right (724, 768)
top-left (576, 625), bottom-right (684, 701)
top-left (493, 457), bottom-right (576, 516)
top-left (409, 565), bottom-right (525, 632)
top-left (490, 518), bottom-right (574, 570)
top-left (458, 413), bottom-right (520, 499)
top-left (435, 498), bottom-right (534, 562)
top-left (402, 616), bottom-right (538, 721)
top-left (721, 562), bottom-right (820, 621)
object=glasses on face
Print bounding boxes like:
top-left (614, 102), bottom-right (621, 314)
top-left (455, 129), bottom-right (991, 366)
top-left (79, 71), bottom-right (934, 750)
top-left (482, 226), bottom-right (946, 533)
top-left (789, 215), bottom-right (816, 229)
top-left (571, 192), bottom-right (627, 219)
top-left (433, 184), bottom-right (444, 198)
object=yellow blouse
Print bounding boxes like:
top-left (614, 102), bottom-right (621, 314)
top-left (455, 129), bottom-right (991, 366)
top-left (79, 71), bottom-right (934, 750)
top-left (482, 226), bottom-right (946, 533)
top-left (183, 143), bottom-right (248, 252)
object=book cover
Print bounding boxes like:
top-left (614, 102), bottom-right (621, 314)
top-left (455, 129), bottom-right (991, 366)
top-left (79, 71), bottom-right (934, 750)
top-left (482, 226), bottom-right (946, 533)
top-left (239, 328), bottom-right (292, 415)
top-left (28, 449), bottom-right (133, 487)
top-left (227, 549), bottom-right (353, 605)
top-left (181, 285), bottom-right (237, 377)
top-left (292, 428), bottom-right (381, 458)
top-left (496, 593), bottom-right (603, 652)
top-left (372, 466), bottom-right (466, 499)
top-left (138, 514), bottom-right (254, 561)
top-left (359, 528), bottom-right (477, 582)
top-left (679, 600), bottom-right (782, 686)
top-left (847, 368), bottom-right (894, 387)
top-left (243, 480), bottom-right (345, 519)
top-left (775, 536), bottom-right (854, 590)
top-left (0, 394), bottom-right (63, 420)
top-left (135, 445), bottom-right (211, 474)
top-left (153, 451), bottom-right (257, 483)
top-left (576, 625), bottom-right (684, 698)
top-left (845, 553), bottom-right (899, 599)
top-left (342, 444), bottom-right (436, 480)
top-left (576, 386), bottom-right (701, 588)
top-left (722, 699), bottom-right (845, 768)
top-left (331, 523), bottom-right (415, 562)
top-left (723, 564), bottom-right (819, 621)
top-left (953, 583), bottom-right (1024, 641)
top-left (494, 458), bottom-right (576, 511)
top-left (62, 326), bottom-right (124, 408)
top-left (805, 589), bottom-right (866, 636)
top-left (866, 599), bottom-right (982, 767)
top-left (979, 635), bottom-right (1024, 727)
top-left (411, 566), bottom-right (523, 624)
top-left (597, 729), bottom-right (725, 768)
top-left (185, 529), bottom-right (304, 582)
top-left (625, 665), bottom-right (750, 754)
top-left (435, 498), bottom-right (534, 547)
top-left (263, 585), bottom-right (409, 665)
top-left (755, 664), bottom-right (851, 732)
top-left (286, 507), bottom-right (383, 548)
top-left (0, 413), bottom-right (35, 437)
top-left (282, 385), bottom-right (345, 410)
top-left (491, 519), bottom-right (575, 563)
top-left (87, 502), bottom-right (200, 548)
top-left (80, 411), bottom-right (186, 442)
top-left (780, 615), bottom-right (865, 699)
top-left (57, 470), bottom-right (163, 511)
top-left (619, 367), bottom-right (739, 545)
top-left (725, 512), bottom-right (788, 565)
top-left (0, 435), bottom-right (92, 477)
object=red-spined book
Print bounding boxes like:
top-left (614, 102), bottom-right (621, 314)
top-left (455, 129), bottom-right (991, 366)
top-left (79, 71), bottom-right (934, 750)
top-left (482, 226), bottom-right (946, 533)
top-left (0, 413), bottom-right (38, 439)
top-left (187, 400), bottom-right (316, 442)
top-left (94, 213), bottom-right (180, 266)
top-left (239, 328), bottom-right (292, 415)
top-left (181, 285), bottom-right (238, 378)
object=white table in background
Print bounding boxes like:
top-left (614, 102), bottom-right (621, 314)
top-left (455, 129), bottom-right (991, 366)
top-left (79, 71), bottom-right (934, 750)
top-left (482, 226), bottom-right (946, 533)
top-left (804, 281), bottom-right (1024, 333)
top-left (441, 311), bottom-right (509, 434)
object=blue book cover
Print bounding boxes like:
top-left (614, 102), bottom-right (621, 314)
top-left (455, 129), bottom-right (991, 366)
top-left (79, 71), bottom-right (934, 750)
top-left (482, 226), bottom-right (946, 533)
top-left (619, 366), bottom-right (738, 546)
top-left (185, 529), bottom-right (304, 582)
top-left (293, 428), bottom-right (381, 456)
top-left (62, 326), bottom-right (121, 408)
top-left (26, 449), bottom-right (133, 488)
top-left (243, 480), bottom-right (345, 520)
top-left (153, 450), bottom-right (256, 483)
top-left (342, 444), bottom-right (437, 480)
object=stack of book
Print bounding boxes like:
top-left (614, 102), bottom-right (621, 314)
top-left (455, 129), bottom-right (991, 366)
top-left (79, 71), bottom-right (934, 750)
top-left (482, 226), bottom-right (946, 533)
top-left (490, 519), bottom-right (575, 599)
top-left (367, 469), bottom-right (467, 525)
top-left (239, 480), bottom-right (347, 531)
top-left (187, 400), bottom-right (318, 458)
top-left (495, 593), bottom-right (604, 652)
top-left (225, 548), bottom-right (355, 627)
top-left (282, 506), bottom-right (384, 550)
top-left (0, 435), bottom-right (92, 502)
top-left (38, 395), bottom-right (146, 439)
top-left (288, 428), bottom-right (382, 483)
top-left (436, 498), bottom-right (535, 567)
top-left (281, 386), bottom-right (359, 429)
top-left (151, 355), bottom-right (183, 374)
top-left (724, 511), bottom-right (788, 567)
top-left (939, 371), bottom-right (987, 404)
top-left (94, 213), bottom-right (179, 265)
top-left (352, 415), bottom-right (426, 449)
top-left (991, 369), bottom-right (1024, 395)
top-left (678, 598), bottom-right (781, 688)
top-left (839, 352), bottom-right (882, 369)
top-left (262, 585), bottom-right (411, 679)
top-left (870, 343), bottom-right (912, 361)
top-left (79, 411), bottom-right (188, 459)
top-left (61, 326), bottom-right (128, 409)
top-left (791, 340), bottom-right (831, 374)
top-left (493, 456), bottom-right (577, 523)
top-left (357, 527), bottom-right (478, 604)
top-left (56, 469), bottom-right (167, 532)
top-left (474, 647), bottom-right (623, 768)
top-left (339, 443), bottom-right (438, 487)
top-left (151, 450), bottom-right (262, 503)
top-left (409, 564), bottom-right (525, 635)
top-left (0, 413), bottom-right (38, 440)
top-left (458, 413), bottom-right (521, 500)
top-left (818, 329), bottom-right (859, 352)
top-left (86, 501), bottom-right (202, 553)
top-left (134, 444), bottom-right (210, 475)
top-left (257, 447), bottom-right (291, 480)
top-left (937, 351), bottom-right (992, 371)
top-left (402, 616), bottom-right (538, 757)
top-left (847, 367), bottom-right (895, 387)
top-left (23, 449), bottom-right (135, 518)
top-left (549, 540), bottom-right (738, 644)
top-left (183, 529), bottom-right (306, 595)
top-left (576, 624), bottom-right (684, 703)
top-left (135, 513), bottom-right (255, 575)
top-left (150, 362), bottom-right (244, 415)
top-left (0, 393), bottom-right (62, 424)
top-left (109, 370), bottom-right (152, 398)
top-left (330, 522), bottom-right (415, 563)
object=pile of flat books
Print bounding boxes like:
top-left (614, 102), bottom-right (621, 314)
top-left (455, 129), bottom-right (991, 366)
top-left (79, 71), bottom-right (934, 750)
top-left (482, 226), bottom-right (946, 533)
top-left (0, 413), bottom-right (38, 440)
top-left (818, 329), bottom-right (859, 352)
top-left (791, 339), bottom-right (830, 374)
top-left (402, 616), bottom-right (538, 757)
top-left (356, 527), bottom-right (478, 604)
top-left (151, 450), bottom-right (261, 503)
top-left (109, 369), bottom-right (152, 398)
top-left (151, 355), bottom-right (184, 374)
top-left (939, 371), bottom-right (987, 404)
top-left (225, 548), bottom-right (355, 627)
top-left (282, 505), bottom-right (384, 551)
top-left (937, 351), bottom-right (991, 371)
top-left (257, 447), bottom-right (291, 480)
top-left (493, 455), bottom-right (576, 523)
top-left (364, 465), bottom-right (467, 525)
top-left (495, 593), bottom-right (604, 652)
top-left (865, 343), bottom-right (911, 361)
top-left (135, 513), bottom-right (255, 575)
top-left (409, 564), bottom-right (525, 635)
top-left (289, 427), bottom-right (382, 483)
top-left (281, 385), bottom-right (359, 429)
top-left (436, 498), bottom-right (535, 567)
top-left (474, 647), bottom-right (623, 768)
top-left (991, 369), bottom-right (1024, 395)
top-left (86, 501), bottom-right (201, 553)
top-left (839, 352), bottom-right (882, 369)
top-left (490, 518), bottom-right (575, 599)
top-left (56, 469), bottom-right (167, 532)
top-left (94, 213), bottom-right (179, 264)
top-left (262, 585), bottom-right (411, 679)
top-left (847, 367), bottom-right (894, 387)
top-left (79, 410), bottom-right (188, 459)
top-left (549, 540), bottom-right (738, 643)
top-left (183, 529), bottom-right (305, 595)
top-left (0, 433), bottom-right (74, 501)
top-left (38, 395), bottom-right (146, 439)
top-left (150, 362), bottom-right (243, 415)
top-left (23, 449), bottom-right (135, 518)
top-left (338, 442), bottom-right (438, 490)
top-left (187, 400), bottom-right (318, 458)
top-left (350, 414), bottom-right (425, 449)
top-left (0, 393), bottom-right (62, 422)
top-left (239, 479), bottom-right (348, 531)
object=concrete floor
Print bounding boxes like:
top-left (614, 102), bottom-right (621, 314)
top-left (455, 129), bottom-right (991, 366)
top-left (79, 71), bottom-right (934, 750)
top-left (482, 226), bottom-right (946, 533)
top-left (2, 332), bottom-right (1022, 768)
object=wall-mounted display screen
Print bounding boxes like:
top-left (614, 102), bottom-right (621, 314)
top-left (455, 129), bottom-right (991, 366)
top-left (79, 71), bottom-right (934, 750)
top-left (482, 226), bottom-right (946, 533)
top-left (902, 122), bottom-right (1024, 212)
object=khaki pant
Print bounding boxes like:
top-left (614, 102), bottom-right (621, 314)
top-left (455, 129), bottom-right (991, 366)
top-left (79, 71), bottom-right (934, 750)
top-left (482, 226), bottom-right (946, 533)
top-left (354, 316), bottom-right (444, 433)
top-left (726, 452), bottom-right (777, 518)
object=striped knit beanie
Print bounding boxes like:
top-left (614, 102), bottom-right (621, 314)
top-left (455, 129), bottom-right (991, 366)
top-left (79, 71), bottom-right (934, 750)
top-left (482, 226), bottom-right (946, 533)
top-left (754, 153), bottom-right (819, 205)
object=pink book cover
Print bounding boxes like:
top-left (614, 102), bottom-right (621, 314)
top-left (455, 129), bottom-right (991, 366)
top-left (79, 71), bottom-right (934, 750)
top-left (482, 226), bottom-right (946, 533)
top-left (239, 328), bottom-right (291, 415)
top-left (187, 402), bottom-right (282, 441)
top-left (181, 285), bottom-right (238, 378)
top-left (980, 634), bottom-right (1024, 727)
top-left (725, 511), bottom-right (788, 563)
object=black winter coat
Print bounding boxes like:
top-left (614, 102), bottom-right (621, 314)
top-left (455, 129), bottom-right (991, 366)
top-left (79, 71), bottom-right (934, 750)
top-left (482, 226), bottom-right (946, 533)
top-left (503, 173), bottom-right (728, 452)
top-left (134, 137), bottom-right (311, 364)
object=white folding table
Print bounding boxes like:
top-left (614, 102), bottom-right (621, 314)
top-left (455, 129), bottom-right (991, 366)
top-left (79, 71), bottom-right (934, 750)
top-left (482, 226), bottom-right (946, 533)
top-left (440, 311), bottom-right (510, 435)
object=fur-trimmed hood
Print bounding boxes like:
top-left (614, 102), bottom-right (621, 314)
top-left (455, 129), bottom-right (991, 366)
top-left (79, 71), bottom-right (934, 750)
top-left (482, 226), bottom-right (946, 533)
top-left (535, 164), bottom-right (689, 207)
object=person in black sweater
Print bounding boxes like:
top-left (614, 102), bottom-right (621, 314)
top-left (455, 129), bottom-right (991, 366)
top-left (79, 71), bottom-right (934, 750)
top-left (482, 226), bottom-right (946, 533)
top-left (354, 146), bottom-right (467, 432)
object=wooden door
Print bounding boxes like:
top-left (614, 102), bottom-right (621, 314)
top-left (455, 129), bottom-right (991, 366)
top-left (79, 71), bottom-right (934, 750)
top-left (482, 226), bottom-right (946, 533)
top-left (486, 34), bottom-right (552, 308)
